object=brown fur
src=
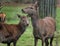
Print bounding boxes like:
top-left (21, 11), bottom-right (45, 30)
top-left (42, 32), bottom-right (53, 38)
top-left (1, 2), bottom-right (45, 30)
top-left (22, 2), bottom-right (56, 46)
top-left (0, 12), bottom-right (6, 22)
top-left (0, 15), bottom-right (29, 46)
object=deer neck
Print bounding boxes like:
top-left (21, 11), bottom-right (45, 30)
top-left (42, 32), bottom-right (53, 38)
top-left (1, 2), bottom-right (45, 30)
top-left (18, 23), bottom-right (26, 34)
top-left (31, 14), bottom-right (39, 28)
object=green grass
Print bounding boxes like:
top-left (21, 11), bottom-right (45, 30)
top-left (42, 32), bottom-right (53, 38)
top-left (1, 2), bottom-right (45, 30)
top-left (56, 8), bottom-right (60, 31)
top-left (0, 5), bottom-right (60, 46)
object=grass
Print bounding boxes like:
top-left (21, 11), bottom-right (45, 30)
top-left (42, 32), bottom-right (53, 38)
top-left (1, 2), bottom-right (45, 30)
top-left (56, 8), bottom-right (60, 31)
top-left (0, 5), bottom-right (60, 46)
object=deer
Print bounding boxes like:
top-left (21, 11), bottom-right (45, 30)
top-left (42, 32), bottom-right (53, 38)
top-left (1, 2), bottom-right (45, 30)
top-left (22, 3), bottom-right (56, 46)
top-left (0, 14), bottom-right (29, 46)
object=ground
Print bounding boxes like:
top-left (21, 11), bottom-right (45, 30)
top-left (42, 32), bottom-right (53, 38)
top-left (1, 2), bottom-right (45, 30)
top-left (0, 4), bottom-right (60, 46)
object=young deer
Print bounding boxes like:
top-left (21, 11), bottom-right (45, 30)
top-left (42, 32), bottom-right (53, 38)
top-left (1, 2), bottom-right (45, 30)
top-left (22, 4), bottom-right (56, 46)
top-left (0, 14), bottom-right (29, 46)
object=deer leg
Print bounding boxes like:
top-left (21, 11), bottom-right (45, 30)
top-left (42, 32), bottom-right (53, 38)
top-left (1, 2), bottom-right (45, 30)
top-left (50, 37), bottom-right (54, 46)
top-left (42, 38), bottom-right (45, 46)
top-left (45, 38), bottom-right (49, 46)
top-left (34, 38), bottom-right (38, 46)
top-left (13, 41), bottom-right (17, 46)
top-left (7, 43), bottom-right (10, 46)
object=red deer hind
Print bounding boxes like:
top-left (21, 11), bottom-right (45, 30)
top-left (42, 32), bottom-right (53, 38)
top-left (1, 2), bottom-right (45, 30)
top-left (22, 3), bottom-right (56, 46)
top-left (0, 14), bottom-right (29, 46)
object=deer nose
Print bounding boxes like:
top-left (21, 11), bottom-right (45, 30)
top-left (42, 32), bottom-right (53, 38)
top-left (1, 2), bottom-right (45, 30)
top-left (27, 21), bottom-right (29, 26)
top-left (27, 23), bottom-right (29, 26)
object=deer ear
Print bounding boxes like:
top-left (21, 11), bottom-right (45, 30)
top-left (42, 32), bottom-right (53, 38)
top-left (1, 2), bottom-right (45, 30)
top-left (17, 14), bottom-right (21, 18)
top-left (35, 1), bottom-right (38, 7)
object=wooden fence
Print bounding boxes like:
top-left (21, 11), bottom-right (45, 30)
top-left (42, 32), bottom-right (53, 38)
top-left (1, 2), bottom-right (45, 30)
top-left (38, 0), bottom-right (57, 18)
